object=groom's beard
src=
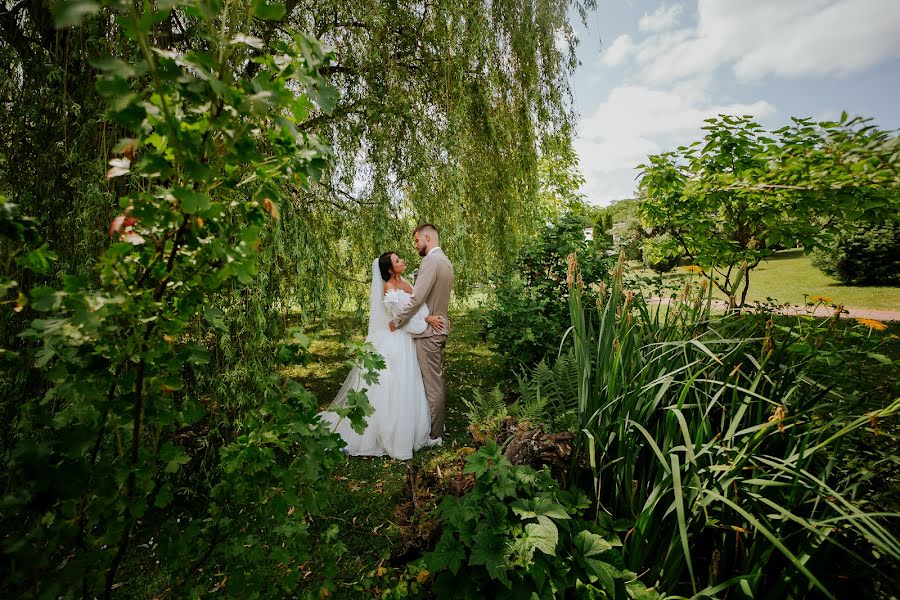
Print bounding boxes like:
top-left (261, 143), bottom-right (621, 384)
top-left (418, 247), bottom-right (427, 257)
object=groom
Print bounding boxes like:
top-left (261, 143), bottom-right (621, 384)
top-left (389, 223), bottom-right (454, 447)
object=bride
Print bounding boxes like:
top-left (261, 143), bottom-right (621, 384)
top-left (318, 252), bottom-right (445, 460)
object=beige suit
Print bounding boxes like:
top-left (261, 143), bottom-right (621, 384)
top-left (392, 248), bottom-right (454, 437)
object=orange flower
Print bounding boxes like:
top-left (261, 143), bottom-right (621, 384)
top-left (856, 318), bottom-right (888, 331)
top-left (681, 265), bottom-right (705, 274)
top-left (809, 295), bottom-right (833, 304)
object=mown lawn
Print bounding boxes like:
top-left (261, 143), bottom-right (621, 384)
top-left (282, 308), bottom-right (507, 597)
top-left (645, 249), bottom-right (900, 311)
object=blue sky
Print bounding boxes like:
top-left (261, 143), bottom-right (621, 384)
top-left (569, 0), bottom-right (900, 205)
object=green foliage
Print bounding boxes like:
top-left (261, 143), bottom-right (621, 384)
top-left (640, 232), bottom-right (682, 273)
top-left (561, 254), bottom-right (900, 598)
top-left (812, 218), bottom-right (900, 285)
top-left (639, 114), bottom-right (900, 307)
top-left (462, 385), bottom-right (509, 442)
top-left (1, 0), bottom-right (598, 329)
top-left (480, 213), bottom-right (611, 367)
top-left (425, 443), bottom-right (659, 599)
top-left (0, 2), bottom-right (385, 597)
top-left (512, 351), bottom-right (580, 431)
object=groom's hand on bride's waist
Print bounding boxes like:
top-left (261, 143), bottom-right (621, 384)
top-left (389, 321), bottom-right (397, 332)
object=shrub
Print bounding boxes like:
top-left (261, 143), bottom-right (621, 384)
top-left (554, 254), bottom-right (900, 598)
top-left (812, 219), bottom-right (900, 285)
top-left (0, 6), bottom-right (372, 598)
top-left (480, 213), bottom-right (610, 368)
top-left (641, 232), bottom-right (683, 272)
top-left (425, 443), bottom-right (659, 599)
top-left (614, 218), bottom-right (647, 262)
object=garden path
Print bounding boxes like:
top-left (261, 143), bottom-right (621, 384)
top-left (649, 297), bottom-right (900, 322)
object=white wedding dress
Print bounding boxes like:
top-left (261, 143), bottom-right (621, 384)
top-left (318, 260), bottom-right (431, 460)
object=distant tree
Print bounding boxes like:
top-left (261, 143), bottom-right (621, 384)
top-left (639, 114), bottom-right (900, 308)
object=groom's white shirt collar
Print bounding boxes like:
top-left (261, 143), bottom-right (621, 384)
top-left (427, 246), bottom-right (442, 257)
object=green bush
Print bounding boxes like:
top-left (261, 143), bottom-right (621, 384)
top-left (480, 213), bottom-right (610, 368)
top-left (0, 5), bottom-right (373, 598)
top-left (557, 255), bottom-right (900, 598)
top-left (640, 232), bottom-right (682, 272)
top-left (425, 443), bottom-right (658, 599)
top-left (812, 220), bottom-right (900, 285)
top-left (614, 218), bottom-right (646, 262)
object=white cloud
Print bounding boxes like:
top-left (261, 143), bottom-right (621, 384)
top-left (639, 3), bottom-right (684, 32)
top-left (631, 0), bottom-right (900, 84)
top-left (575, 83), bottom-right (775, 204)
top-left (601, 34), bottom-right (635, 66)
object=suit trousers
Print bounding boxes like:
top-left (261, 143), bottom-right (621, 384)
top-left (415, 334), bottom-right (448, 438)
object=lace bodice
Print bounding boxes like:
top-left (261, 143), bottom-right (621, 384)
top-left (384, 288), bottom-right (429, 335)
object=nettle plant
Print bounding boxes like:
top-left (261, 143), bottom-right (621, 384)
top-left (1, 0), bottom-right (376, 597)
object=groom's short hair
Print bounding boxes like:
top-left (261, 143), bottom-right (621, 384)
top-left (415, 223), bottom-right (438, 236)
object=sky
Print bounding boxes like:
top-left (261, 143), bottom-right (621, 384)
top-left (569, 0), bottom-right (900, 205)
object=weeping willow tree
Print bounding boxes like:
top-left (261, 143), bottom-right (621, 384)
top-left (1, 0), bottom-right (595, 312)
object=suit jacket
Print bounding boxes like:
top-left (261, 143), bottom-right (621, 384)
top-left (393, 248), bottom-right (454, 338)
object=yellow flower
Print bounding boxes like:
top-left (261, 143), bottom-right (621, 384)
top-left (417, 570), bottom-right (430, 584)
top-left (768, 406), bottom-right (786, 434)
top-left (856, 318), bottom-right (888, 331)
top-left (681, 265), bottom-right (705, 274)
top-left (809, 295), bottom-right (833, 304)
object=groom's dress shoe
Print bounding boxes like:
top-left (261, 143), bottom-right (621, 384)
top-left (424, 436), bottom-right (443, 448)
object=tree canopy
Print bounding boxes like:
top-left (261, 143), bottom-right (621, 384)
top-left (638, 114), bottom-right (900, 307)
top-left (1, 0), bottom-right (597, 307)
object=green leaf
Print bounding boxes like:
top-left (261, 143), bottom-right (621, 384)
top-left (867, 353), bottom-right (891, 365)
top-left (574, 530), bottom-right (618, 586)
top-left (525, 519), bottom-right (558, 555)
top-left (252, 0), bottom-right (286, 20)
top-left (91, 57), bottom-right (138, 78)
top-left (161, 443), bottom-right (191, 473)
top-left (155, 484), bottom-right (174, 508)
top-left (463, 450), bottom-right (490, 477)
top-left (18, 244), bottom-right (58, 275)
top-left (54, 0), bottom-right (100, 28)
top-left (30, 286), bottom-right (65, 312)
top-left (173, 187), bottom-right (210, 214)
top-left (427, 532), bottom-right (466, 575)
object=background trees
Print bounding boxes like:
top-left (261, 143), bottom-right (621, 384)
top-left (638, 114), bottom-right (900, 307)
top-left (0, 0), bottom-right (598, 596)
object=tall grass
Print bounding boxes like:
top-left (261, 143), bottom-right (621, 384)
top-left (562, 252), bottom-right (899, 598)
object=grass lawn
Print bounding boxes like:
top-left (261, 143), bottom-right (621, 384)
top-left (646, 250), bottom-right (900, 311)
top-left (282, 308), bottom-right (507, 597)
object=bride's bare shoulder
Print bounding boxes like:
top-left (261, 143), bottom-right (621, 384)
top-left (383, 280), bottom-right (399, 294)
top-left (399, 278), bottom-right (414, 293)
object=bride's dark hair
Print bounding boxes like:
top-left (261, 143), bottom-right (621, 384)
top-left (378, 252), bottom-right (396, 282)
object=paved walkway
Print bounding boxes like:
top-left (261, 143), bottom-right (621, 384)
top-left (648, 297), bottom-right (900, 322)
